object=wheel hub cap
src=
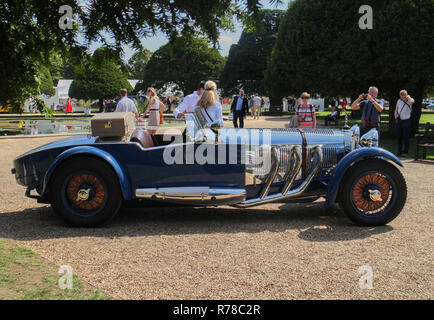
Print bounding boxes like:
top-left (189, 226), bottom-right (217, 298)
top-left (66, 174), bottom-right (105, 211)
top-left (76, 188), bottom-right (91, 202)
top-left (368, 189), bottom-right (382, 202)
top-left (352, 173), bottom-right (392, 214)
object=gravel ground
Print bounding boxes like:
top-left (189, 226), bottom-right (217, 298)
top-left (0, 119), bottom-right (433, 299)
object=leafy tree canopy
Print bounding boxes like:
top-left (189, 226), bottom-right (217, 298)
top-left (136, 34), bottom-right (225, 95)
top-left (127, 49), bottom-right (153, 79)
top-left (265, 0), bottom-right (433, 130)
top-left (69, 48), bottom-right (132, 101)
top-left (38, 65), bottom-right (56, 97)
top-left (220, 9), bottom-right (286, 97)
top-left (0, 0), bottom-right (282, 108)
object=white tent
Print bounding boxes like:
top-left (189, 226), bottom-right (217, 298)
top-left (36, 79), bottom-right (140, 112)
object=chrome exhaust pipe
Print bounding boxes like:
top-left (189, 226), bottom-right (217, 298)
top-left (135, 187), bottom-right (246, 205)
top-left (234, 146), bottom-right (323, 208)
top-left (259, 147), bottom-right (280, 199)
top-left (281, 146), bottom-right (302, 195)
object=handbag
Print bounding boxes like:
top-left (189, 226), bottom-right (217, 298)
top-left (159, 101), bottom-right (165, 125)
top-left (289, 114), bottom-right (299, 128)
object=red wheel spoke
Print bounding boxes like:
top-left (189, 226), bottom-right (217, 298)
top-left (65, 173), bottom-right (105, 212)
top-left (353, 173), bottom-right (392, 214)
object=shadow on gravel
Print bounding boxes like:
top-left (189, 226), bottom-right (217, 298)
top-left (259, 117), bottom-right (290, 122)
top-left (0, 201), bottom-right (392, 242)
top-left (409, 159), bottom-right (434, 165)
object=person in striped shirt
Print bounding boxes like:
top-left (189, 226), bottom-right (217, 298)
top-left (296, 92), bottom-right (317, 128)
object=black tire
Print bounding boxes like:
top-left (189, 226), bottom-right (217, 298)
top-left (50, 157), bottom-right (122, 227)
top-left (339, 159), bottom-right (407, 226)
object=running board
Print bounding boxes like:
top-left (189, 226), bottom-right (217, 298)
top-left (234, 146), bottom-right (323, 208)
top-left (135, 187), bottom-right (246, 205)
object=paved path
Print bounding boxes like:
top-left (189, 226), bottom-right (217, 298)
top-left (0, 117), bottom-right (432, 299)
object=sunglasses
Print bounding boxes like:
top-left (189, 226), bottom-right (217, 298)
top-left (302, 97), bottom-right (309, 100)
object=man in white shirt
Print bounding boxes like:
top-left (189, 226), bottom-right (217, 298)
top-left (114, 88), bottom-right (140, 120)
top-left (395, 89), bottom-right (415, 156)
top-left (252, 95), bottom-right (262, 120)
top-left (173, 81), bottom-right (205, 119)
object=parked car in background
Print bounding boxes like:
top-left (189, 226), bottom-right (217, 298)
top-left (104, 99), bottom-right (118, 112)
top-left (102, 95), bottom-right (145, 113)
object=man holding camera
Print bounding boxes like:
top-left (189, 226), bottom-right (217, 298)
top-left (350, 86), bottom-right (384, 137)
top-left (395, 90), bottom-right (414, 156)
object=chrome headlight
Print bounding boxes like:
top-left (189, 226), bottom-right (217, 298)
top-left (360, 129), bottom-right (379, 147)
top-left (350, 125), bottom-right (360, 150)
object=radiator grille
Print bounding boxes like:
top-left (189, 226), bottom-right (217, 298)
top-left (246, 145), bottom-right (338, 182)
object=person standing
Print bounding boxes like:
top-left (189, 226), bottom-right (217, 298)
top-left (230, 89), bottom-right (249, 128)
top-left (173, 81), bottom-right (206, 119)
top-left (195, 81), bottom-right (224, 128)
top-left (65, 98), bottom-right (72, 113)
top-left (114, 88), bottom-right (140, 120)
top-left (350, 86), bottom-right (384, 137)
top-left (142, 87), bottom-right (163, 134)
top-left (395, 90), bottom-right (415, 156)
top-left (249, 95), bottom-right (254, 118)
top-left (166, 97), bottom-right (172, 113)
top-left (295, 92), bottom-right (317, 128)
top-left (252, 95), bottom-right (262, 120)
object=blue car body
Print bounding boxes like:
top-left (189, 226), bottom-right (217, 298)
top-left (13, 125), bottom-right (401, 210)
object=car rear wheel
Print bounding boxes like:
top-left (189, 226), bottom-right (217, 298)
top-left (339, 159), bottom-right (407, 226)
top-left (50, 157), bottom-right (122, 227)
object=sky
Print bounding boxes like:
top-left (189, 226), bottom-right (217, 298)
top-left (85, 0), bottom-right (291, 62)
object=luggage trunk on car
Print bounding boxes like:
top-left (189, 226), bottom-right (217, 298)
top-left (91, 112), bottom-right (136, 140)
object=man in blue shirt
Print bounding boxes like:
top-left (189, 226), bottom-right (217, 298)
top-left (350, 86), bottom-right (384, 137)
top-left (230, 90), bottom-right (249, 128)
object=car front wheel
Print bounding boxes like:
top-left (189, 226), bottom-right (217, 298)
top-left (50, 157), bottom-right (122, 227)
top-left (339, 159), bottom-right (407, 226)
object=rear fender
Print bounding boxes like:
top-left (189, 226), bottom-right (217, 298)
top-left (324, 147), bottom-right (402, 208)
top-left (41, 146), bottom-right (132, 200)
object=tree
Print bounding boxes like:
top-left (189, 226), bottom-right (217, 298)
top-left (128, 49), bottom-right (153, 79)
top-left (69, 48), bottom-right (132, 104)
top-left (0, 0), bottom-right (281, 110)
top-left (265, 0), bottom-right (433, 131)
top-left (136, 35), bottom-right (225, 95)
top-left (38, 65), bottom-right (55, 97)
top-left (220, 9), bottom-right (285, 97)
top-left (49, 51), bottom-right (86, 86)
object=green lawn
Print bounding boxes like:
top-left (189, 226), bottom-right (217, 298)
top-left (0, 239), bottom-right (110, 300)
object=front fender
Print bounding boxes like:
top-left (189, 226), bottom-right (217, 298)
top-left (41, 146), bottom-right (132, 200)
top-left (324, 147), bottom-right (402, 208)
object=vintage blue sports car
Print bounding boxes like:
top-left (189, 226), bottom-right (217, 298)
top-left (12, 111), bottom-right (407, 227)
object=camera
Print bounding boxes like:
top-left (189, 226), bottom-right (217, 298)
top-left (361, 93), bottom-right (368, 100)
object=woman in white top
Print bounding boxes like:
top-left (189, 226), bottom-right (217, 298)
top-left (142, 87), bottom-right (163, 134)
top-left (195, 80), bottom-right (224, 128)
